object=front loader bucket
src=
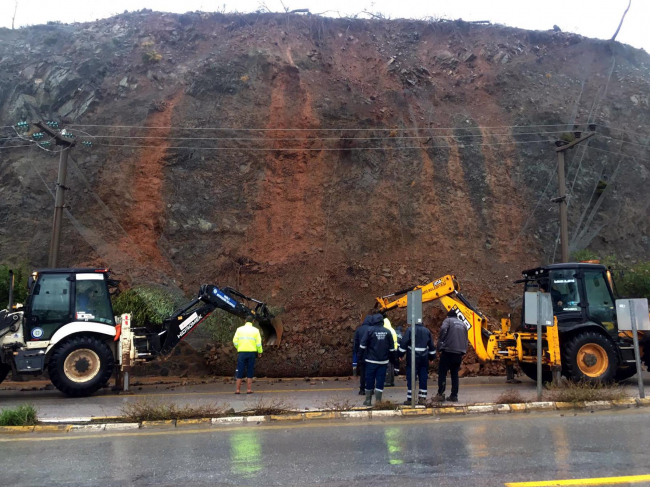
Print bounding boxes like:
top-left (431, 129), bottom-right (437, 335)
top-left (258, 316), bottom-right (283, 346)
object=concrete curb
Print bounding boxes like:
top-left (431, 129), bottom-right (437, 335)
top-left (3, 398), bottom-right (648, 435)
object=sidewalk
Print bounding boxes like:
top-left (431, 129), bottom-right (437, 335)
top-left (1, 374), bottom-right (649, 419)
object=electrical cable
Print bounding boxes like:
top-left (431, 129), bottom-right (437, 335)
top-left (66, 129), bottom-right (571, 142)
top-left (67, 122), bottom-right (579, 132)
top-left (95, 139), bottom-right (558, 151)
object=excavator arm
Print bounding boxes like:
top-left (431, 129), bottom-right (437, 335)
top-left (375, 275), bottom-right (496, 361)
top-left (140, 285), bottom-right (282, 359)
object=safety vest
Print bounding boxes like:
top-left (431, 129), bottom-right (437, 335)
top-left (233, 322), bottom-right (263, 353)
top-left (384, 318), bottom-right (398, 347)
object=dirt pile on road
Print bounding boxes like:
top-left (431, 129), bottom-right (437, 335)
top-left (1, 12), bottom-right (649, 377)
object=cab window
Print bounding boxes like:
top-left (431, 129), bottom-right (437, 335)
top-left (549, 270), bottom-right (581, 314)
top-left (75, 279), bottom-right (114, 325)
top-left (583, 271), bottom-right (615, 330)
top-left (31, 273), bottom-right (71, 321)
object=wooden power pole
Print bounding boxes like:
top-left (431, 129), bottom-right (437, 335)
top-left (35, 122), bottom-right (76, 268)
top-left (553, 129), bottom-right (595, 263)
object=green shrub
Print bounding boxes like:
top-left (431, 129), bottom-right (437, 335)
top-left (570, 251), bottom-right (650, 298)
top-left (0, 404), bottom-right (38, 426)
top-left (202, 309), bottom-right (245, 345)
top-left (0, 263), bottom-right (30, 308)
top-left (111, 284), bottom-right (186, 327)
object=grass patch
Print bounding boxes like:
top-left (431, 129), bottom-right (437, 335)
top-left (496, 390), bottom-right (526, 404)
top-left (121, 399), bottom-right (228, 422)
top-left (321, 399), bottom-right (355, 411)
top-left (545, 380), bottom-right (629, 403)
top-left (242, 397), bottom-right (294, 416)
top-left (0, 404), bottom-right (38, 426)
top-left (374, 400), bottom-right (400, 411)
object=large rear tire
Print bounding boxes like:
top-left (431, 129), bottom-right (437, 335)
top-left (519, 362), bottom-right (554, 383)
top-left (48, 335), bottom-right (114, 397)
top-left (562, 331), bottom-right (618, 383)
top-left (0, 363), bottom-right (10, 384)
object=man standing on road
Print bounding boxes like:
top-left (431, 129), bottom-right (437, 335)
top-left (359, 313), bottom-right (397, 406)
top-left (399, 319), bottom-right (436, 405)
top-left (382, 313), bottom-right (398, 387)
top-left (233, 315), bottom-right (263, 394)
top-left (436, 309), bottom-right (469, 403)
top-left (353, 314), bottom-right (373, 395)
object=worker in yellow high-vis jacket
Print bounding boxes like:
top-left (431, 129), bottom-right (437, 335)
top-left (382, 314), bottom-right (398, 387)
top-left (233, 315), bottom-right (263, 394)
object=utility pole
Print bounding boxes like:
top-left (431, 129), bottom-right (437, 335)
top-left (35, 122), bottom-right (76, 268)
top-left (553, 128), bottom-right (596, 263)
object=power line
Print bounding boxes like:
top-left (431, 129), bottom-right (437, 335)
top-left (596, 123), bottom-right (650, 141)
top-left (0, 144), bottom-right (32, 150)
top-left (596, 133), bottom-right (650, 149)
top-left (68, 130), bottom-right (571, 142)
top-left (586, 145), bottom-right (650, 163)
top-left (96, 139), bottom-right (558, 151)
top-left (67, 123), bottom-right (578, 132)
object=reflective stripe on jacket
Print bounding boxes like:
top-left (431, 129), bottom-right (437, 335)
top-left (359, 314), bottom-right (397, 364)
top-left (233, 322), bottom-right (263, 353)
top-left (399, 323), bottom-right (436, 363)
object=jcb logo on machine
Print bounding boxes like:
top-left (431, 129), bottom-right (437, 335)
top-left (452, 306), bottom-right (472, 331)
top-left (433, 279), bottom-right (444, 287)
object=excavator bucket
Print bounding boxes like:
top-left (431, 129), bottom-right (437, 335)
top-left (258, 316), bottom-right (283, 346)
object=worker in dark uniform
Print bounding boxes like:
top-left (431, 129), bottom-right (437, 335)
top-left (436, 309), bottom-right (469, 402)
top-left (359, 313), bottom-right (397, 406)
top-left (399, 319), bottom-right (436, 405)
top-left (353, 314), bottom-right (373, 395)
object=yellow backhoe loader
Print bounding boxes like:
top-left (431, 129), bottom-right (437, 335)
top-left (376, 263), bottom-right (648, 383)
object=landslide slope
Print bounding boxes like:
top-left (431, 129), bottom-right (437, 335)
top-left (1, 12), bottom-right (649, 376)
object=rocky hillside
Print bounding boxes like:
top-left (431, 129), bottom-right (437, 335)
top-left (1, 11), bottom-right (649, 376)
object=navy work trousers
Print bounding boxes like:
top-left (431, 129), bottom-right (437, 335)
top-left (365, 362), bottom-right (388, 393)
top-left (406, 361), bottom-right (429, 399)
top-left (236, 352), bottom-right (257, 379)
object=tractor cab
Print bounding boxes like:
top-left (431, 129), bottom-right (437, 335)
top-left (521, 263), bottom-right (617, 335)
top-left (24, 268), bottom-right (116, 342)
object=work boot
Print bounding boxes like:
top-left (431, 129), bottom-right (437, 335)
top-left (375, 391), bottom-right (383, 403)
top-left (432, 393), bottom-right (445, 402)
top-left (403, 399), bottom-right (412, 405)
top-left (358, 388), bottom-right (365, 396)
top-left (363, 391), bottom-right (373, 406)
top-left (446, 395), bottom-right (458, 403)
top-left (418, 397), bottom-right (427, 406)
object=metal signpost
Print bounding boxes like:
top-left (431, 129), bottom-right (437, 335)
top-left (525, 291), bottom-right (554, 401)
top-left (407, 289), bottom-right (423, 408)
top-left (616, 298), bottom-right (650, 399)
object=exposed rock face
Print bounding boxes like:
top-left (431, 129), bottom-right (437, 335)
top-left (1, 12), bottom-right (649, 376)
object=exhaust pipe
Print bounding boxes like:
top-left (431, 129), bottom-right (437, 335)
top-left (7, 270), bottom-right (14, 311)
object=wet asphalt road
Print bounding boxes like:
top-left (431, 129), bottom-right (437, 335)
top-left (2, 409), bottom-right (650, 486)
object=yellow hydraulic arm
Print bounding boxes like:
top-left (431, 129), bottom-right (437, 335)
top-left (375, 275), bottom-right (562, 369)
top-left (375, 275), bottom-right (496, 361)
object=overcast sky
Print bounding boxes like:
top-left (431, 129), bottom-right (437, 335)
top-left (1, 0), bottom-right (646, 52)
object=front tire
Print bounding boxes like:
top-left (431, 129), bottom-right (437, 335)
top-left (614, 365), bottom-right (637, 382)
top-left (519, 362), bottom-right (553, 383)
top-left (562, 331), bottom-right (618, 383)
top-left (48, 335), bottom-right (114, 397)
